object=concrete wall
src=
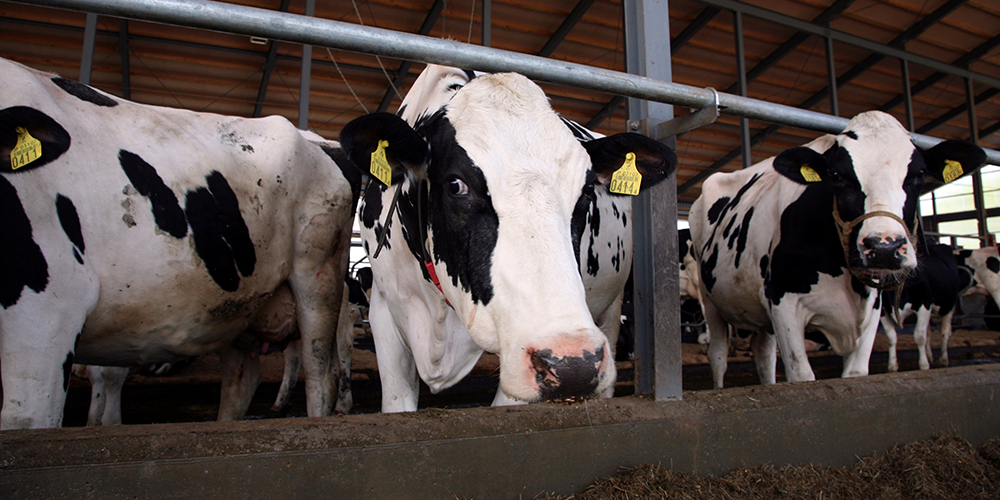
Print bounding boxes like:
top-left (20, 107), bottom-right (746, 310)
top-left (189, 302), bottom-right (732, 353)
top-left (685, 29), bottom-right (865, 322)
top-left (3, 364), bottom-right (999, 499)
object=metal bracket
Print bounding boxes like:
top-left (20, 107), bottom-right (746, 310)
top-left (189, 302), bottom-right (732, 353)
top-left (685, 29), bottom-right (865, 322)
top-left (629, 87), bottom-right (722, 141)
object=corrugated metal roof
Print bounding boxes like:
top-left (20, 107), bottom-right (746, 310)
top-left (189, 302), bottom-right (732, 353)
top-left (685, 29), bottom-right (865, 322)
top-left (2, 0), bottom-right (998, 205)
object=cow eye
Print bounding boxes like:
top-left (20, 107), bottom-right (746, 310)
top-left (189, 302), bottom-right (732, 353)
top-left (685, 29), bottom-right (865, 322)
top-left (447, 177), bottom-right (469, 196)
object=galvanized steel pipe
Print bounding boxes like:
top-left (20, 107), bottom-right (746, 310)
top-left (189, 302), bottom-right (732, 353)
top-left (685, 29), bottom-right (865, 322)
top-left (23, 0), bottom-right (1000, 166)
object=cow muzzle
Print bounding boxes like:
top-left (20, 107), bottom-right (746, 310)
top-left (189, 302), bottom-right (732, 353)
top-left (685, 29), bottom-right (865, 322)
top-left (528, 344), bottom-right (606, 401)
top-left (832, 202), bottom-right (916, 288)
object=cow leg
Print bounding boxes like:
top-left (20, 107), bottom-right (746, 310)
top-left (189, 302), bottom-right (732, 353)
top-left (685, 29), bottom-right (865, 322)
top-left (369, 287), bottom-right (420, 412)
top-left (334, 290), bottom-right (358, 414)
top-left (1, 297), bottom-right (91, 429)
top-left (266, 339), bottom-right (301, 418)
top-left (492, 388), bottom-right (527, 406)
top-left (86, 365), bottom-right (127, 426)
top-left (913, 307), bottom-right (932, 371)
top-left (749, 332), bottom-right (777, 385)
top-left (700, 297), bottom-right (730, 389)
top-left (937, 310), bottom-right (954, 366)
top-left (879, 316), bottom-right (900, 372)
top-left (842, 294), bottom-right (882, 378)
top-left (217, 344), bottom-right (262, 421)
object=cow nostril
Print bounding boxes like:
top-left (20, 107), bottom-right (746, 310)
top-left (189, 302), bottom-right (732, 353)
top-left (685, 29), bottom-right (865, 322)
top-left (860, 235), bottom-right (907, 268)
top-left (530, 346), bottom-right (605, 399)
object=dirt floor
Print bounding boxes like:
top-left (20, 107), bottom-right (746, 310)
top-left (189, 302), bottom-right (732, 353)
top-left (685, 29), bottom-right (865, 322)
top-left (539, 434), bottom-right (1000, 500)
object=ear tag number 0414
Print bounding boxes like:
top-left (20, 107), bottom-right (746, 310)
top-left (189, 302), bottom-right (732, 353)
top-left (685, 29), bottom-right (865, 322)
top-left (609, 152), bottom-right (642, 196)
top-left (11, 127), bottom-right (42, 170)
top-left (370, 140), bottom-right (392, 186)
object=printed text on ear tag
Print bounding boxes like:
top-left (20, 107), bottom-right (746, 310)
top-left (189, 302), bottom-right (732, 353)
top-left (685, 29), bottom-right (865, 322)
top-left (370, 139), bottom-right (392, 186)
top-left (11, 127), bottom-right (43, 170)
top-left (942, 159), bottom-right (964, 183)
top-left (800, 164), bottom-right (822, 182)
top-left (609, 152), bottom-right (642, 196)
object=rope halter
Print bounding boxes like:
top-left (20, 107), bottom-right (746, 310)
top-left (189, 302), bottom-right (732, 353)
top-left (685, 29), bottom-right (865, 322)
top-left (830, 199), bottom-right (918, 290)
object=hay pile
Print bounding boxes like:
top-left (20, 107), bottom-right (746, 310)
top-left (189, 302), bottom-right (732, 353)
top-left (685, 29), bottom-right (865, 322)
top-left (543, 435), bottom-right (1000, 500)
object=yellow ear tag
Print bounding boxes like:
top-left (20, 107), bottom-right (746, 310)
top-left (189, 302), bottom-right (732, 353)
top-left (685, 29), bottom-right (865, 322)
top-left (370, 139), bottom-right (392, 187)
top-left (609, 152), bottom-right (642, 196)
top-left (800, 164), bottom-right (822, 183)
top-left (11, 127), bottom-right (43, 170)
top-left (942, 159), bottom-right (964, 183)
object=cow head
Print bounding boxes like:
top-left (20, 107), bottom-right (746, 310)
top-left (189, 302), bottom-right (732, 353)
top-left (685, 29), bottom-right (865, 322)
top-left (341, 71), bottom-right (675, 402)
top-left (772, 111), bottom-right (985, 287)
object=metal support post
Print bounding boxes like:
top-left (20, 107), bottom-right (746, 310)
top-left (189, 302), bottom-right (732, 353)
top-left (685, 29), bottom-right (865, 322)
top-left (825, 36), bottom-right (839, 117)
top-left (80, 13), bottom-right (97, 84)
top-left (624, 0), bottom-right (682, 401)
top-left (298, 0), bottom-right (314, 130)
top-left (900, 57), bottom-right (914, 132)
top-left (734, 10), bottom-right (751, 168)
top-left (966, 77), bottom-right (989, 246)
top-left (481, 0), bottom-right (491, 47)
top-left (118, 19), bottom-right (130, 99)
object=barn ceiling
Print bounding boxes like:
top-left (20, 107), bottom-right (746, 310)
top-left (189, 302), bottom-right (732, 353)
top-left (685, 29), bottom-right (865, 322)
top-left (2, 0), bottom-right (999, 206)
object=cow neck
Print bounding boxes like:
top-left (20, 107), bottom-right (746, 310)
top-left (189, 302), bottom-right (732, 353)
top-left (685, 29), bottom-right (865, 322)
top-left (831, 199), bottom-right (918, 291)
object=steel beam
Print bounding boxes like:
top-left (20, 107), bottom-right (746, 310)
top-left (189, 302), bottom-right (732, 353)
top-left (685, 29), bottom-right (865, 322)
top-left (624, 0), bottom-right (681, 401)
top-left (537, 0), bottom-right (596, 57)
top-left (825, 36), bottom-right (838, 117)
top-left (481, 0), bottom-right (491, 48)
top-left (695, 0), bottom-right (997, 89)
top-left (253, 0), bottom-right (291, 118)
top-left (966, 77), bottom-right (990, 245)
top-left (79, 12), bottom-right (97, 84)
top-left (118, 18), bottom-right (130, 99)
top-left (733, 10), bottom-right (750, 168)
top-left (298, 0), bottom-right (313, 130)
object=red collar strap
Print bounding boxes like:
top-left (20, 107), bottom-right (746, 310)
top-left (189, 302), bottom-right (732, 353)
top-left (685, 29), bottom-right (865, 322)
top-left (424, 259), bottom-right (452, 308)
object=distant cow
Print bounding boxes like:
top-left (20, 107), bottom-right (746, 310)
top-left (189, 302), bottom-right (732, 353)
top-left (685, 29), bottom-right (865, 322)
top-left (339, 65), bottom-right (676, 412)
top-left (0, 57), bottom-right (360, 429)
top-left (690, 110), bottom-right (985, 388)
top-left (879, 243), bottom-right (973, 372)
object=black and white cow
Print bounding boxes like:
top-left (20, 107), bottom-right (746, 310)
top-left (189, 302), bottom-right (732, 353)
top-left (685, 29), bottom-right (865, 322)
top-left (690, 111), bottom-right (985, 388)
top-left (879, 242), bottom-right (972, 372)
top-left (0, 57), bottom-right (360, 429)
top-left (338, 65), bottom-right (676, 411)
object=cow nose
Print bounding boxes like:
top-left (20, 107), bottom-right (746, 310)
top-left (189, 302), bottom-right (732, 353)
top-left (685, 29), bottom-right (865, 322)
top-left (530, 346), bottom-right (604, 400)
top-left (861, 235), bottom-right (907, 269)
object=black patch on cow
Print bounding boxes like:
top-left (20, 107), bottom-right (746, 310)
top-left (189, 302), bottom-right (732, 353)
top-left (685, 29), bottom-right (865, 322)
top-left (185, 171), bottom-right (256, 292)
top-left (764, 183), bottom-right (847, 305)
top-left (62, 351), bottom-right (74, 392)
top-left (0, 176), bottom-right (49, 309)
top-left (701, 243), bottom-right (719, 293)
top-left (734, 208), bottom-right (754, 268)
top-left (51, 77), bottom-right (119, 107)
top-left (988, 257), bottom-right (1000, 274)
top-left (707, 197), bottom-right (729, 225)
top-left (119, 150), bottom-right (188, 238)
top-left (320, 145), bottom-right (363, 215)
top-left (571, 176), bottom-right (598, 270)
top-left (420, 115), bottom-right (498, 305)
top-left (1, 106), bottom-right (72, 173)
top-left (759, 254), bottom-right (770, 279)
top-left (56, 194), bottom-right (85, 264)
top-left (361, 182), bottom-right (386, 230)
top-left (395, 104), bottom-right (408, 118)
top-left (843, 130), bottom-right (859, 141)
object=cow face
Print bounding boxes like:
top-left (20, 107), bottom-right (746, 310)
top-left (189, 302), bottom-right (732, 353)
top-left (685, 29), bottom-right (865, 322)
top-left (772, 111), bottom-right (985, 286)
top-left (341, 72), bottom-right (674, 402)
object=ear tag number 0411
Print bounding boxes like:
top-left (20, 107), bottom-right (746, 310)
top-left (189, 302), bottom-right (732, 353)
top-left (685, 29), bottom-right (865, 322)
top-left (942, 159), bottom-right (964, 183)
top-left (800, 164), bottom-right (822, 183)
top-left (370, 140), bottom-right (392, 186)
top-left (609, 152), bottom-right (642, 196)
top-left (11, 127), bottom-right (42, 170)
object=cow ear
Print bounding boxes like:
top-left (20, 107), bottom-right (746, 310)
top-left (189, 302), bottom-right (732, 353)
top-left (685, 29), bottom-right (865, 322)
top-left (0, 106), bottom-right (71, 173)
top-left (583, 133), bottom-right (677, 195)
top-left (772, 146), bottom-right (828, 185)
top-left (921, 139), bottom-right (986, 185)
top-left (339, 112), bottom-right (428, 186)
